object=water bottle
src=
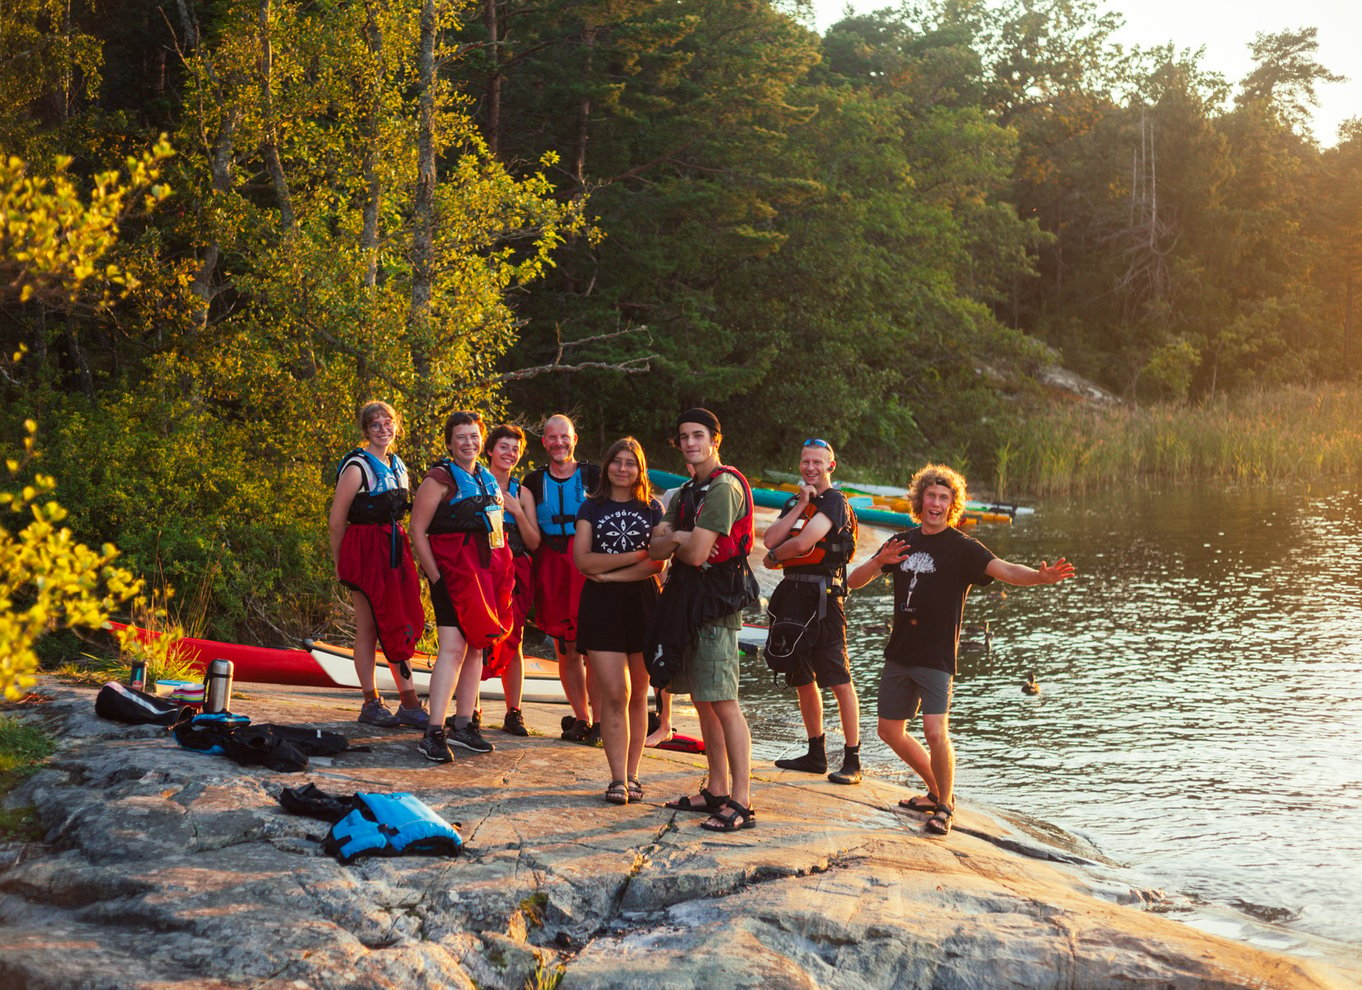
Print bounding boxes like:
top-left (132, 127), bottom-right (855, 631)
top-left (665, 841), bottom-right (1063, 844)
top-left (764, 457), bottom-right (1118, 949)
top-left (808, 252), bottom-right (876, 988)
top-left (128, 660), bottom-right (148, 693)
top-left (204, 659), bottom-right (234, 714)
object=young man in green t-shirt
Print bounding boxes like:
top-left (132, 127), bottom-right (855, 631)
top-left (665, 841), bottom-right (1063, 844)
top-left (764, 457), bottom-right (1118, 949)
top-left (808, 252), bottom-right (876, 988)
top-left (649, 408), bottom-right (759, 832)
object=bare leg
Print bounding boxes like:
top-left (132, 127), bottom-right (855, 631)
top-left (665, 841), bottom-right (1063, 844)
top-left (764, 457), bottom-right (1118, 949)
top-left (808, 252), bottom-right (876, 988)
top-left (878, 717), bottom-right (938, 796)
top-left (688, 699), bottom-right (729, 803)
top-left (427, 625), bottom-right (472, 727)
top-left (645, 688), bottom-right (674, 746)
top-left (501, 646), bottom-right (524, 712)
top-left (453, 646), bottom-right (484, 720)
top-left (351, 591), bottom-right (380, 696)
top-left (625, 653), bottom-right (649, 779)
top-left (557, 640), bottom-right (591, 722)
top-left (590, 650), bottom-right (630, 783)
top-left (830, 680), bottom-right (860, 748)
top-left (793, 680), bottom-right (823, 739)
top-left (921, 713), bottom-right (955, 808)
top-left (703, 698), bottom-right (752, 814)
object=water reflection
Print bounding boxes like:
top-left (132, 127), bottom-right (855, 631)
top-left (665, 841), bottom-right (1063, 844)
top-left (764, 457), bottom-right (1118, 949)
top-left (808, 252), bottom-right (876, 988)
top-left (740, 484), bottom-right (1362, 948)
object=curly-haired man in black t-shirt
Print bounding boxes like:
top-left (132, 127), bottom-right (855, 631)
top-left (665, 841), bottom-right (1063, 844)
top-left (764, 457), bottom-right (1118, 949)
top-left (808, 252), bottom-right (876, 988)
top-left (847, 464), bottom-right (1075, 837)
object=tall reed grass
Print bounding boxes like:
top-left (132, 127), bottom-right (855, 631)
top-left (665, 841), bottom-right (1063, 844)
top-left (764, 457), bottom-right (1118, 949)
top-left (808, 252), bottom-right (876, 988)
top-left (1001, 387), bottom-right (1362, 496)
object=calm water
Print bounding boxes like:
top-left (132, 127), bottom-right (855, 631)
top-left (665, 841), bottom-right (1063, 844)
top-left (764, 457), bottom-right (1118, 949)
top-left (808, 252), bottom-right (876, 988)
top-left (737, 484), bottom-right (1362, 952)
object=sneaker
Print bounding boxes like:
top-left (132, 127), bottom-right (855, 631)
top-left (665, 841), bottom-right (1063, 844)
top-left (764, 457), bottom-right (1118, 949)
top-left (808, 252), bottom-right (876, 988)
top-left (448, 722), bottom-right (495, 754)
top-left (418, 728), bottom-right (453, 763)
top-left (358, 697), bottom-right (401, 728)
top-left (502, 708), bottom-right (528, 736)
top-left (395, 703), bottom-right (430, 730)
top-left (561, 717), bottom-right (590, 742)
top-left (585, 722), bottom-right (601, 745)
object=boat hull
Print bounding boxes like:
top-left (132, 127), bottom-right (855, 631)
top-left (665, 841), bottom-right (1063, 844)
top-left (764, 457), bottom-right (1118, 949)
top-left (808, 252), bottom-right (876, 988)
top-left (104, 622), bottom-right (568, 703)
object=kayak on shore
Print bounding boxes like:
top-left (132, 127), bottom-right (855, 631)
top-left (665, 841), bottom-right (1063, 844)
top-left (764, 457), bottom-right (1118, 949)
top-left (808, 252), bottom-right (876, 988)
top-left (647, 469), bottom-right (1016, 528)
top-left (103, 621), bottom-right (567, 703)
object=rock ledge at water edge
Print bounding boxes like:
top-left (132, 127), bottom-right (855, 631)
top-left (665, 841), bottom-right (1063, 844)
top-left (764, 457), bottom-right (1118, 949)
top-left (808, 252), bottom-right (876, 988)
top-left (0, 681), bottom-right (1354, 990)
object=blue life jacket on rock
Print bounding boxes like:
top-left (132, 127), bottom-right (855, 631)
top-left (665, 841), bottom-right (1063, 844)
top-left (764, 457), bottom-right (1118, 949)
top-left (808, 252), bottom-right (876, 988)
top-left (325, 792), bottom-right (463, 863)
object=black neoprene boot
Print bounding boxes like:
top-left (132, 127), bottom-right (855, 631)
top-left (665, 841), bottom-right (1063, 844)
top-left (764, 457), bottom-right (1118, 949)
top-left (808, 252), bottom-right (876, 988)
top-left (775, 734), bottom-right (827, 774)
top-left (828, 744), bottom-right (862, 785)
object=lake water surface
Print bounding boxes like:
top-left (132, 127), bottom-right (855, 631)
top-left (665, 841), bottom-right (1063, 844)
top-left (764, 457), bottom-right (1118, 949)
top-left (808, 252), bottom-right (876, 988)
top-left (737, 483), bottom-right (1362, 955)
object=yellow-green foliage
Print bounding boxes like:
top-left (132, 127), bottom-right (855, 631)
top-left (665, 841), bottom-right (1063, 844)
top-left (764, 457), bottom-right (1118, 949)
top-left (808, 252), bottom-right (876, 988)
top-left (0, 420), bottom-right (144, 699)
top-left (0, 138), bottom-right (172, 308)
top-left (1004, 387), bottom-right (1362, 494)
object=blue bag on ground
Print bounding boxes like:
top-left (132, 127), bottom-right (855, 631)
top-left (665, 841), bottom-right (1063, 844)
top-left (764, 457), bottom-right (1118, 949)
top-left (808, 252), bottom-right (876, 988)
top-left (324, 792), bottom-right (463, 863)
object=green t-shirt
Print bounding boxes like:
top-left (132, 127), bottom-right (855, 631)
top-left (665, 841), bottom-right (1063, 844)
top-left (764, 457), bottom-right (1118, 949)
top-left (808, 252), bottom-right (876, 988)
top-left (662, 470), bottom-right (744, 534)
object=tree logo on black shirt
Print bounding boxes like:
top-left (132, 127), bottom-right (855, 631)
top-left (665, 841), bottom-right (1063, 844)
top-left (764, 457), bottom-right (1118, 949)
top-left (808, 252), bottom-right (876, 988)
top-left (899, 551), bottom-right (936, 611)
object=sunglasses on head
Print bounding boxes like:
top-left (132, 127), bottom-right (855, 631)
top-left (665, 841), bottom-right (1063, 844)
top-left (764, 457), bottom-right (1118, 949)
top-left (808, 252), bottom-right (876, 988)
top-left (804, 438), bottom-right (831, 450)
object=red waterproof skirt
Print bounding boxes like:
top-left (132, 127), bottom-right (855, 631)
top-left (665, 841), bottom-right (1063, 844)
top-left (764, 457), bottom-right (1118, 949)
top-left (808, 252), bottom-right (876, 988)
top-left (337, 523), bottom-right (425, 664)
top-left (430, 531), bottom-right (513, 650)
top-left (532, 538), bottom-right (585, 642)
top-left (487, 554), bottom-right (534, 678)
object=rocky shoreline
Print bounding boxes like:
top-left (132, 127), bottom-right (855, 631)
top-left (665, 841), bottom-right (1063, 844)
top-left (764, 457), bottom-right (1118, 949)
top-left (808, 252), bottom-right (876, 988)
top-left (1, 680), bottom-right (1356, 990)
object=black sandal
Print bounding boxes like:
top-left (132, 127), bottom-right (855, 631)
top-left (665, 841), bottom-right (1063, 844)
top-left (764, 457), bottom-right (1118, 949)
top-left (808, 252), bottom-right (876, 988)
top-left (665, 787), bottom-right (727, 813)
top-left (627, 776), bottom-right (644, 802)
top-left (898, 791), bottom-right (938, 813)
top-left (925, 805), bottom-right (954, 836)
top-left (701, 798), bottom-right (756, 832)
top-left (604, 780), bottom-right (629, 805)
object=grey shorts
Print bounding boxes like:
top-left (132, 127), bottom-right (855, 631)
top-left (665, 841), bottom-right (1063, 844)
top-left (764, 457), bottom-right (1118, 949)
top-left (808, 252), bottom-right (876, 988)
top-left (877, 663), bottom-right (953, 720)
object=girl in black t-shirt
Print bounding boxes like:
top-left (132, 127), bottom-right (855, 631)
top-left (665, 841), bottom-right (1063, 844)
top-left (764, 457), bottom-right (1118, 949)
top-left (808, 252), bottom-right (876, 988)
top-left (573, 437), bottom-right (665, 805)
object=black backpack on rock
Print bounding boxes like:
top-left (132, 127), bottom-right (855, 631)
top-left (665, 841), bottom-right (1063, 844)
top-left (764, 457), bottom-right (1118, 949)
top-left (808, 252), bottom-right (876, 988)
top-left (94, 681), bottom-right (183, 726)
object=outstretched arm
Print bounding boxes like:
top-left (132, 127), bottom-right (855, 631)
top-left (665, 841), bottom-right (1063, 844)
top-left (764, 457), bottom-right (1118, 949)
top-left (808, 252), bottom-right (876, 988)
top-left (985, 556), bottom-right (1075, 587)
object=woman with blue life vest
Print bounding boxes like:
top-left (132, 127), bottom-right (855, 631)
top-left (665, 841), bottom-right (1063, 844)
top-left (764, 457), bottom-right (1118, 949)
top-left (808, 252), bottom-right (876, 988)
top-left (480, 423), bottom-right (540, 736)
top-left (573, 437), bottom-right (665, 804)
top-left (409, 411), bottom-right (514, 763)
top-left (328, 401), bottom-right (428, 729)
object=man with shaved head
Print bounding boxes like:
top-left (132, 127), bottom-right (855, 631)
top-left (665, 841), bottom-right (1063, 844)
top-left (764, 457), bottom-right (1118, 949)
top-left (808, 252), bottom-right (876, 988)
top-left (521, 414), bottom-right (602, 739)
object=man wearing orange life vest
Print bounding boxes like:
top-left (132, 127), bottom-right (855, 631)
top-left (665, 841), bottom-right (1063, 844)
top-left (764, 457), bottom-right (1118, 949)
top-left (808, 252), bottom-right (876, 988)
top-left (762, 439), bottom-right (862, 784)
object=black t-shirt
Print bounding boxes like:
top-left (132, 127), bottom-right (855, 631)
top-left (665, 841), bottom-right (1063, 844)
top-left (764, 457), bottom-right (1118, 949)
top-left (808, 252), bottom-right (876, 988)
top-left (777, 489), bottom-right (853, 577)
top-left (879, 526), bottom-right (996, 675)
top-left (576, 497), bottom-right (663, 555)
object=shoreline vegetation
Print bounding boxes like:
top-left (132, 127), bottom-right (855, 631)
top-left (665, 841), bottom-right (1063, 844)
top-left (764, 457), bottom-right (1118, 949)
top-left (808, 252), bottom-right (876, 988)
top-left (990, 386), bottom-right (1362, 498)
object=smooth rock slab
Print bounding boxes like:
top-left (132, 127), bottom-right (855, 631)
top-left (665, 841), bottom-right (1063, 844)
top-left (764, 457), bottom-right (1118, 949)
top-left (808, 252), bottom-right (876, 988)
top-left (0, 681), bottom-right (1355, 990)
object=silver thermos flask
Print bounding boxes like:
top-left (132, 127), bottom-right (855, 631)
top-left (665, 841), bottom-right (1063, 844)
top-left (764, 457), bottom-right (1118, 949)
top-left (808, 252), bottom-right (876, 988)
top-left (204, 659), bottom-right (234, 713)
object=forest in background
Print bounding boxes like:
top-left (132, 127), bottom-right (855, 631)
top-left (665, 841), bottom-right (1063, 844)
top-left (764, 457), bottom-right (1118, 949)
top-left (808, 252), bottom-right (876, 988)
top-left (2, 0), bottom-right (1359, 642)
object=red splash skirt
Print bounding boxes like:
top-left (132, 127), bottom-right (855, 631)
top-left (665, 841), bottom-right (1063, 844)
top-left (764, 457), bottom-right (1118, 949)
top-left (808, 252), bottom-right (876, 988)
top-left (430, 531), bottom-right (513, 650)
top-left (337, 523), bottom-right (424, 663)
top-left (487, 554), bottom-right (534, 677)
top-left (532, 538), bottom-right (585, 641)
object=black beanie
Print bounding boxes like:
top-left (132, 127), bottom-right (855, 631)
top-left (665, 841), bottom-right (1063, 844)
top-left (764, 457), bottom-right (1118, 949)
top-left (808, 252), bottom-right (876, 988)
top-left (674, 407), bottom-right (721, 437)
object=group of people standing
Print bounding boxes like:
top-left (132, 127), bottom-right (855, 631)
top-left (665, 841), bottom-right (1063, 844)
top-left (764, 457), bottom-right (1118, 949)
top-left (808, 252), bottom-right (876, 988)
top-left (330, 401), bottom-right (1074, 838)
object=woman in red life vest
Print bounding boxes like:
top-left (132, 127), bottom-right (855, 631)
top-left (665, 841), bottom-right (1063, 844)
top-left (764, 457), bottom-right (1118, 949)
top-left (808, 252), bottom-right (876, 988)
top-left (328, 401), bottom-right (428, 729)
top-left (481, 423), bottom-right (540, 736)
top-left (573, 437), bottom-right (665, 804)
top-left (409, 411), bottom-right (513, 762)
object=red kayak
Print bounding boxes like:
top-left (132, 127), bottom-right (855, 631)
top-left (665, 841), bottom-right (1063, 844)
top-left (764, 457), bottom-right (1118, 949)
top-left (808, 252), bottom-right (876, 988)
top-left (103, 622), bottom-right (565, 702)
top-left (106, 621), bottom-right (333, 687)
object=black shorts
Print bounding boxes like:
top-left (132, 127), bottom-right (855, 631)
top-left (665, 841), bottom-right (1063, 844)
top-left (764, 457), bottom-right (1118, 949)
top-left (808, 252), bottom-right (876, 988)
top-left (783, 593), bottom-right (851, 689)
top-left (429, 575), bottom-right (460, 630)
top-left (576, 578), bottom-right (659, 654)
